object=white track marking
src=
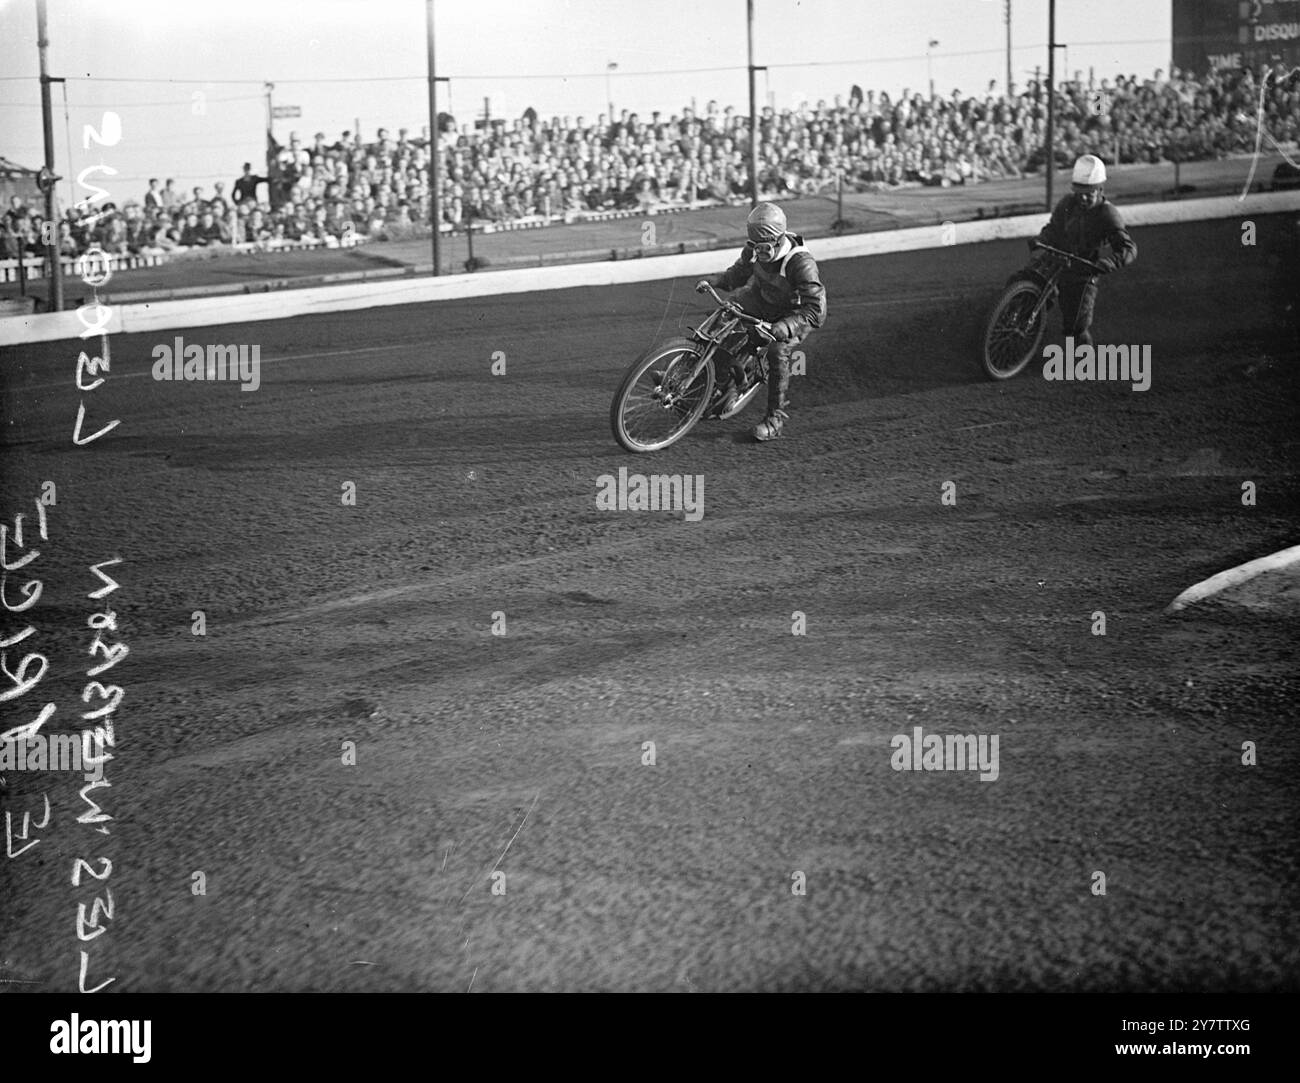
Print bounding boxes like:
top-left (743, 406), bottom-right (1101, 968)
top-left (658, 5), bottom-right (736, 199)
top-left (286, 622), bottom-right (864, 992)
top-left (1164, 544), bottom-right (1300, 614)
top-left (457, 792), bottom-right (540, 906)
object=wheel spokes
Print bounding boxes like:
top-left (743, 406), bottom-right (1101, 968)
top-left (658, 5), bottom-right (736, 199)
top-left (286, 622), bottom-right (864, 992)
top-left (621, 352), bottom-right (708, 448)
top-left (987, 294), bottom-right (1040, 374)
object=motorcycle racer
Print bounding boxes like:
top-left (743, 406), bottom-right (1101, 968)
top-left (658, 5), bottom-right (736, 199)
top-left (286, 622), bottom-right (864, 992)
top-left (695, 202), bottom-right (827, 441)
top-left (1030, 154), bottom-right (1138, 347)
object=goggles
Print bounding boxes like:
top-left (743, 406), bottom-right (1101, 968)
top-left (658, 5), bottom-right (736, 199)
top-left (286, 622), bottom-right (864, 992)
top-left (747, 237), bottom-right (781, 262)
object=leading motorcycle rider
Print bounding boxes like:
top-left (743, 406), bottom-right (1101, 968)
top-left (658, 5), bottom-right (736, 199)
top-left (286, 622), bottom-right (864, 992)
top-left (696, 202), bottom-right (827, 441)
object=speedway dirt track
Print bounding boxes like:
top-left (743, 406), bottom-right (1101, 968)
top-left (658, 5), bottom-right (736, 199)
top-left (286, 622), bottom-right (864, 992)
top-left (1, 215), bottom-right (1298, 993)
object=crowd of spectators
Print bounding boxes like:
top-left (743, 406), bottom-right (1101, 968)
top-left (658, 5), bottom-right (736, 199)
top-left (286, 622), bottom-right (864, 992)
top-left (2, 63), bottom-right (1295, 264)
top-left (0, 164), bottom-right (375, 263)
top-left (1047, 64), bottom-right (1297, 168)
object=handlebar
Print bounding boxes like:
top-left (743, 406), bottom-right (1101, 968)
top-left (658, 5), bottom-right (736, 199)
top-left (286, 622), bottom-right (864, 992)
top-left (696, 281), bottom-right (776, 340)
top-left (1030, 241), bottom-right (1107, 275)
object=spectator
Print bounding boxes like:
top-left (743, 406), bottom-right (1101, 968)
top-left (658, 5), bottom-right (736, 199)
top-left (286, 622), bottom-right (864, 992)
top-left (286, 204), bottom-right (310, 240)
top-left (214, 207), bottom-right (238, 247)
top-left (57, 220), bottom-right (79, 258)
top-left (280, 133), bottom-right (310, 174)
top-left (146, 214), bottom-right (181, 253)
top-left (25, 215), bottom-right (46, 255)
top-left (233, 162), bottom-right (265, 204)
top-left (0, 215), bottom-right (22, 260)
top-left (246, 209), bottom-right (270, 243)
top-left (179, 212), bottom-right (204, 247)
top-left (101, 212), bottom-right (129, 255)
top-left (196, 210), bottom-right (223, 245)
top-left (122, 203), bottom-right (149, 252)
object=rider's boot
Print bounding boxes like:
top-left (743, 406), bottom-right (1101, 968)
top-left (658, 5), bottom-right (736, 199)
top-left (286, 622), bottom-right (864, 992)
top-left (752, 342), bottom-right (793, 441)
top-left (752, 409), bottom-right (788, 441)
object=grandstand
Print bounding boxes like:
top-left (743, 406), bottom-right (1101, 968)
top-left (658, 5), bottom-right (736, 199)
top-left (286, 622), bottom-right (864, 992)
top-left (3, 62), bottom-right (1296, 286)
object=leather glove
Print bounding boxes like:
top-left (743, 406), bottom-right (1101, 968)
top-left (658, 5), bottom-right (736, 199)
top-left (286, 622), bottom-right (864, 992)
top-left (770, 320), bottom-right (794, 342)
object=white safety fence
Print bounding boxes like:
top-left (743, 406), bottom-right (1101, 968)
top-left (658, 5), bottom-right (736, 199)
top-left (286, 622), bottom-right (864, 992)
top-left (2, 189), bottom-right (1297, 348)
top-left (0, 233), bottom-right (373, 284)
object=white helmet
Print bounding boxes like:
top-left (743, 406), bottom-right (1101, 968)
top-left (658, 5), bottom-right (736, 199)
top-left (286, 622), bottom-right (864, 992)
top-left (1071, 154), bottom-right (1106, 186)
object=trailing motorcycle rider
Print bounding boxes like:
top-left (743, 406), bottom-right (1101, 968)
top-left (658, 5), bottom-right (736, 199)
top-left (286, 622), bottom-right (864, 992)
top-left (1028, 154), bottom-right (1137, 347)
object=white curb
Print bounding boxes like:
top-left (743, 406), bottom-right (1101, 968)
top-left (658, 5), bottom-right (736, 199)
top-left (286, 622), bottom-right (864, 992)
top-left (1163, 543), bottom-right (1300, 614)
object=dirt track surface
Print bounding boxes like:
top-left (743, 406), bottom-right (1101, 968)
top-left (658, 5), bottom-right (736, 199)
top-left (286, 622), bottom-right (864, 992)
top-left (1, 214), bottom-right (1297, 992)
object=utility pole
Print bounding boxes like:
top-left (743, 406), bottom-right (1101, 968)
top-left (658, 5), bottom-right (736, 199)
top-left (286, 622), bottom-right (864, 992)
top-left (426, 0), bottom-right (441, 275)
top-left (747, 0), bottom-right (762, 208)
top-left (262, 81), bottom-right (291, 210)
top-left (1045, 0), bottom-right (1058, 212)
top-left (1005, 0), bottom-right (1013, 96)
top-left (36, 0), bottom-right (63, 311)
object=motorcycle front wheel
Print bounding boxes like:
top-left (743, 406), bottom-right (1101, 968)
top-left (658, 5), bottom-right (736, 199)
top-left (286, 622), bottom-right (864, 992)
top-left (610, 337), bottom-right (714, 453)
top-left (982, 279), bottom-right (1048, 380)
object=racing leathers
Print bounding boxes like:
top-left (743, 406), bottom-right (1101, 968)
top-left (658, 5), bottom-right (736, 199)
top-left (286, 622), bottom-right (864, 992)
top-left (702, 231), bottom-right (827, 420)
top-left (1031, 193), bottom-right (1137, 346)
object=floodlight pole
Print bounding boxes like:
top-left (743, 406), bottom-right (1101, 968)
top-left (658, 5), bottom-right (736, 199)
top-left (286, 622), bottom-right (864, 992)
top-left (1005, 0), bottom-right (1013, 96)
top-left (36, 0), bottom-right (63, 311)
top-left (1046, 0), bottom-right (1057, 211)
top-left (426, 0), bottom-right (443, 276)
top-left (747, 0), bottom-right (761, 208)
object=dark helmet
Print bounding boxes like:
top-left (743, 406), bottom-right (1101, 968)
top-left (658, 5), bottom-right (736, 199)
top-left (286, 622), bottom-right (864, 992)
top-left (746, 202), bottom-right (786, 243)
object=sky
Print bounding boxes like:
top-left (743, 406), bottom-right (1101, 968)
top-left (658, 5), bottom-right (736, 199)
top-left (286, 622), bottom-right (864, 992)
top-left (0, 0), bottom-right (1172, 207)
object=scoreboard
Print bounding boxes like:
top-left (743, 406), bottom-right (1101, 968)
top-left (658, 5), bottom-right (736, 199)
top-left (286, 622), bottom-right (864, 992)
top-left (1172, 0), bottom-right (1300, 73)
